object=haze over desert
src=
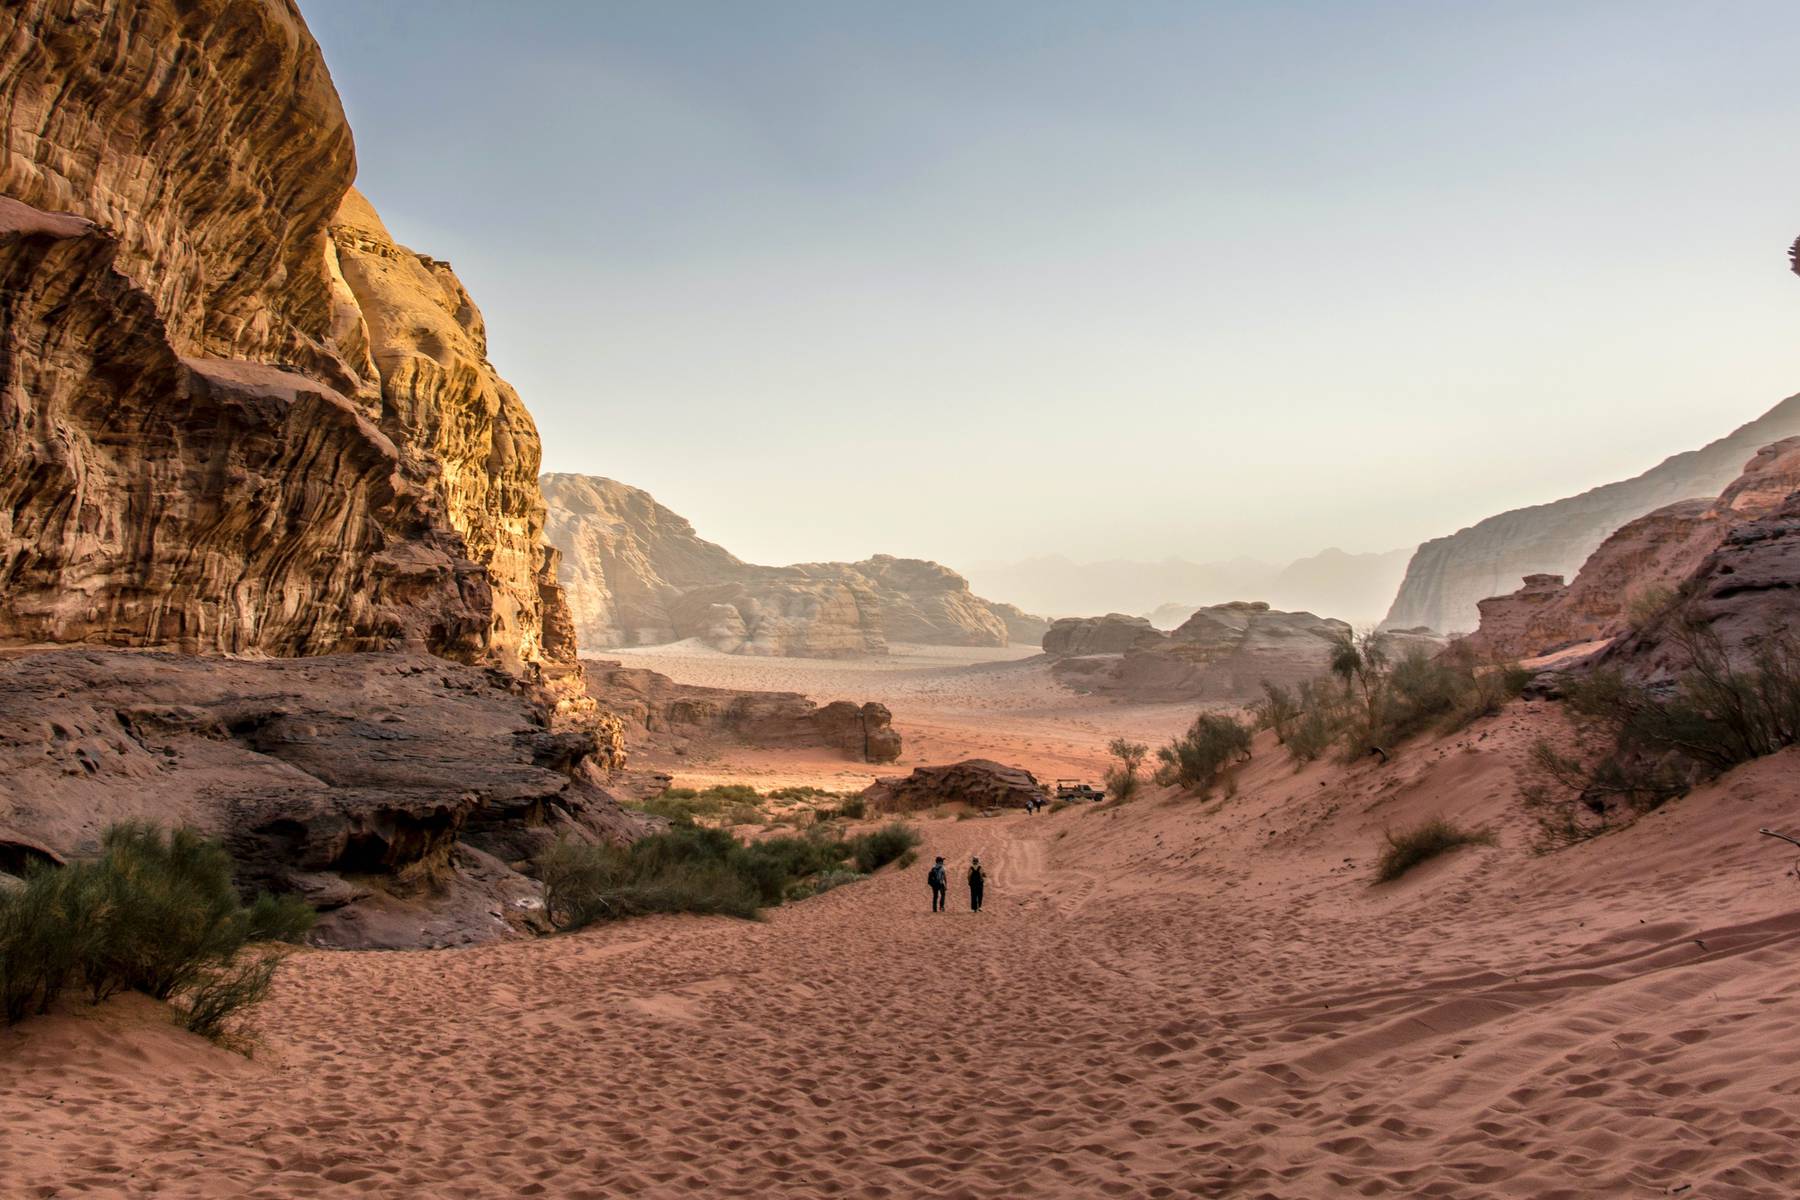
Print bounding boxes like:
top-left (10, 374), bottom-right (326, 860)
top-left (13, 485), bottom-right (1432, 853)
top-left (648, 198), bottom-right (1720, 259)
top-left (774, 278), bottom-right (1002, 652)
top-left (4, 4), bottom-right (1800, 1199)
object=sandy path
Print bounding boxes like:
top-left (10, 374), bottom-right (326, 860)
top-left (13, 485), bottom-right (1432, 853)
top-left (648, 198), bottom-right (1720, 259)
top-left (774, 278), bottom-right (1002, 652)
top-left (7, 730), bottom-right (1800, 1197)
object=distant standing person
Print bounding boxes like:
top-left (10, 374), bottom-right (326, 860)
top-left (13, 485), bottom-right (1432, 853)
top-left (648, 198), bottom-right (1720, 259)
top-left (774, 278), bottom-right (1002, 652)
top-left (968, 856), bottom-right (986, 912)
top-left (927, 856), bottom-right (948, 913)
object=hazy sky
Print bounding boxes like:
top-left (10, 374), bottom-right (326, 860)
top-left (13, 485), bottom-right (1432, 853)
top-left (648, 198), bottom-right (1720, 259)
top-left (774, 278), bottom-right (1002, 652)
top-left (306, 1), bottom-right (1800, 570)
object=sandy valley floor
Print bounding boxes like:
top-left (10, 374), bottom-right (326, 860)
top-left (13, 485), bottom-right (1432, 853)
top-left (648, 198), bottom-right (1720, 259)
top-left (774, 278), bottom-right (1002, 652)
top-left (593, 641), bottom-right (1198, 791)
top-left (5, 702), bottom-right (1798, 1198)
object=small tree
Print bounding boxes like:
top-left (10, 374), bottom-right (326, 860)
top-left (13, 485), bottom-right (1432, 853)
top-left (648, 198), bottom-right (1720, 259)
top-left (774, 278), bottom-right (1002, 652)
top-left (1104, 737), bottom-right (1149, 802)
top-left (1155, 714), bottom-right (1252, 795)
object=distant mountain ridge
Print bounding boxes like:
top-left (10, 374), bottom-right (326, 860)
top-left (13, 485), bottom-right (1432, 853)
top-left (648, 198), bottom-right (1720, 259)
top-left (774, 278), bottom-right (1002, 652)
top-left (1383, 394), bottom-right (1800, 634)
top-left (541, 474), bottom-right (1048, 657)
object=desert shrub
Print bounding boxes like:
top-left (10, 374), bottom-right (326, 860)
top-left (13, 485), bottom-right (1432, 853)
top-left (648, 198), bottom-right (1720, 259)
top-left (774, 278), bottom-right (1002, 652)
top-left (0, 863), bottom-right (90, 1022)
top-left (847, 823), bottom-right (922, 874)
top-left (1155, 713), bottom-right (1253, 794)
top-left (633, 785), bottom-right (767, 823)
top-left (1524, 625), bottom-right (1800, 845)
top-left (1251, 682), bottom-right (1300, 745)
top-left (795, 869), bottom-right (866, 899)
top-left (1284, 679), bottom-right (1348, 764)
top-left (1104, 737), bottom-right (1149, 803)
top-left (895, 849), bottom-right (918, 870)
top-left (1373, 817), bottom-right (1495, 883)
top-left (180, 952), bottom-right (282, 1041)
top-left (0, 825), bottom-right (313, 1035)
top-left (539, 821), bottom-right (917, 930)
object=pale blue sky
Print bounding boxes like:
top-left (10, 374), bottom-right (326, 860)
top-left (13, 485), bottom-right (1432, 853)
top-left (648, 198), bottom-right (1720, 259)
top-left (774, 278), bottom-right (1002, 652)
top-left (306, 1), bottom-right (1800, 568)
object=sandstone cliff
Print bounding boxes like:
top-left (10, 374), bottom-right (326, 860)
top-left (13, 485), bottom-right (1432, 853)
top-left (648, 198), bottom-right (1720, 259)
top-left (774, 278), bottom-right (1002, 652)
top-left (541, 473), bottom-right (1047, 655)
top-left (0, 0), bottom-right (575, 676)
top-left (1383, 395), bottom-right (1800, 635)
top-left (1468, 439), bottom-right (1800, 663)
top-left (0, 0), bottom-right (625, 944)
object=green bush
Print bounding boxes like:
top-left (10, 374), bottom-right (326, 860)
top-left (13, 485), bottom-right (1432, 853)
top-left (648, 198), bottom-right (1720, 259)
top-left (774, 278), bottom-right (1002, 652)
top-left (1261, 642), bottom-right (1527, 768)
top-left (1155, 713), bottom-right (1253, 794)
top-left (1104, 737), bottom-right (1149, 803)
top-left (539, 821), bottom-right (919, 931)
top-left (1525, 625), bottom-right (1800, 844)
top-left (846, 823), bottom-right (921, 873)
top-left (1373, 818), bottom-right (1495, 883)
top-left (0, 824), bottom-right (314, 1036)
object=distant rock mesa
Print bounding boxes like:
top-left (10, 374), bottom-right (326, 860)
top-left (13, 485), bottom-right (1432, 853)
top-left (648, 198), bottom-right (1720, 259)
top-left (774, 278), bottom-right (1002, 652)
top-left (541, 473), bottom-right (1048, 655)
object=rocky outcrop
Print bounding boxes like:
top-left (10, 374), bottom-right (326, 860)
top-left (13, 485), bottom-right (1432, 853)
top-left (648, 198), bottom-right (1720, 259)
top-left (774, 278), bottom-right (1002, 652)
top-left (1467, 439), bottom-right (1800, 662)
top-left (0, 649), bottom-right (639, 949)
top-left (0, 1), bottom-right (575, 678)
top-left (860, 760), bottom-right (1050, 814)
top-left (1047, 601), bottom-right (1441, 703)
top-left (541, 473), bottom-right (1042, 656)
top-left (1042, 614), bottom-right (1164, 656)
top-left (1383, 396), bottom-right (1800, 635)
top-left (585, 661), bottom-right (901, 763)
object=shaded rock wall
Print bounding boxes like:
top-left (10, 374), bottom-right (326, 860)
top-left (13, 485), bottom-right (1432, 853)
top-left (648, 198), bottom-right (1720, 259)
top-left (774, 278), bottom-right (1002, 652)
top-left (0, 649), bottom-right (639, 948)
top-left (0, 1), bottom-right (576, 675)
top-left (1383, 395), bottom-right (1800, 635)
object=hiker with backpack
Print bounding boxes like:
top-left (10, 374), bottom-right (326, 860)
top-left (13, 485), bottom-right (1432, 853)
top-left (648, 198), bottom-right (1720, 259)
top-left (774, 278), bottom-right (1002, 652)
top-left (968, 856), bottom-right (986, 912)
top-left (927, 856), bottom-right (948, 912)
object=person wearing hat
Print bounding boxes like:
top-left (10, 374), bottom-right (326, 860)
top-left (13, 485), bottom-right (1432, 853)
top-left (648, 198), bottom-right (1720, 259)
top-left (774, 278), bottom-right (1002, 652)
top-left (968, 856), bottom-right (986, 912)
top-left (927, 856), bottom-right (948, 912)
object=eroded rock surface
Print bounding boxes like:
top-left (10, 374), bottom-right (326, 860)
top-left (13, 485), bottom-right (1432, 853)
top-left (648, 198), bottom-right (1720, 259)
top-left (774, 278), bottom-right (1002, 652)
top-left (586, 661), bottom-right (902, 764)
top-left (1468, 439), bottom-right (1800, 663)
top-left (1383, 395), bottom-right (1800, 635)
top-left (0, 650), bottom-right (639, 948)
top-left (860, 759), bottom-right (1050, 814)
top-left (1043, 601), bottom-right (1420, 703)
top-left (0, 2), bottom-right (576, 678)
top-left (541, 473), bottom-right (1043, 655)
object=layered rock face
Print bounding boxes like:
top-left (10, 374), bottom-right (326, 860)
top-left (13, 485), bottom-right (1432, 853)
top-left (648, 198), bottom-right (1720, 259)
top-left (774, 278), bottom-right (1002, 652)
top-left (0, 1), bottom-right (575, 675)
top-left (1045, 601), bottom-right (1441, 703)
top-left (1467, 439), bottom-right (1800, 662)
top-left (541, 473), bottom-right (1045, 655)
top-left (1383, 395), bottom-right (1800, 635)
top-left (0, 650), bottom-right (638, 948)
top-left (860, 760), bottom-right (1050, 814)
top-left (586, 660), bottom-right (902, 764)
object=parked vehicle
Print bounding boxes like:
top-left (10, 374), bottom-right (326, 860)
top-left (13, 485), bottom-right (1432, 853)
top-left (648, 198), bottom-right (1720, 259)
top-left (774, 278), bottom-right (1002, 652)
top-left (1054, 779), bottom-right (1105, 802)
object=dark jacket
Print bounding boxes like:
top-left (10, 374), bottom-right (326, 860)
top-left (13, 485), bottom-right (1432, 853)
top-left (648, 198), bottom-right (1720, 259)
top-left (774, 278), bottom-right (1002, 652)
top-left (968, 865), bottom-right (985, 889)
top-left (927, 864), bottom-right (946, 889)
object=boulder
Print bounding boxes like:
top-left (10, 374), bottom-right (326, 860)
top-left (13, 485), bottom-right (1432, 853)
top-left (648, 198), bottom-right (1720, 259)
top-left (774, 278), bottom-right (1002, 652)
top-left (860, 760), bottom-right (1050, 814)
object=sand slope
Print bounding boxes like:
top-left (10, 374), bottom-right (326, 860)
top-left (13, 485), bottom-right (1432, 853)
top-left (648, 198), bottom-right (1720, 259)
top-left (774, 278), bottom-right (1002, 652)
top-left (4, 710), bottom-right (1798, 1197)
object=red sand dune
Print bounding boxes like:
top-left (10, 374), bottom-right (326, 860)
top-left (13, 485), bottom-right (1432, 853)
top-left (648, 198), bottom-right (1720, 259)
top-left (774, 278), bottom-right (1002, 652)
top-left (4, 706), bottom-right (1798, 1198)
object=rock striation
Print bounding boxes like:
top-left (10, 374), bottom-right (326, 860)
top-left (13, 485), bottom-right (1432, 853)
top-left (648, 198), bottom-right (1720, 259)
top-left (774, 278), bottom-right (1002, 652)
top-left (585, 660), bottom-right (902, 764)
top-left (1466, 439), bottom-right (1800, 663)
top-left (0, 649), bottom-right (639, 949)
top-left (0, 1), bottom-right (576, 679)
top-left (1383, 395), bottom-right (1800, 635)
top-left (0, 1), bottom-right (621, 944)
top-left (860, 760), bottom-right (1050, 814)
top-left (541, 473), bottom-right (1047, 655)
